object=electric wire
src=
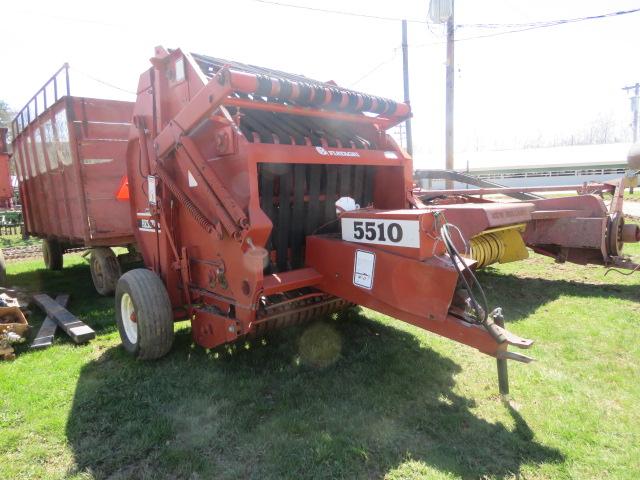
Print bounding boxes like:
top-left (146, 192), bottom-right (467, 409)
top-left (249, 0), bottom-right (640, 32)
top-left (440, 221), bottom-right (488, 324)
top-left (70, 67), bottom-right (136, 95)
top-left (458, 7), bottom-right (640, 29)
top-left (349, 47), bottom-right (400, 87)
top-left (249, 1), bottom-right (640, 44)
top-left (248, 0), bottom-right (428, 23)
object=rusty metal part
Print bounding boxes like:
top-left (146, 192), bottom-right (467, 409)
top-left (622, 223), bottom-right (640, 243)
top-left (606, 213), bottom-right (625, 257)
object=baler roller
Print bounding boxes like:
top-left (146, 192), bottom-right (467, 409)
top-left (192, 52), bottom-right (410, 118)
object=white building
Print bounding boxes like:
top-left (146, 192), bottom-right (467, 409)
top-left (418, 143), bottom-right (632, 190)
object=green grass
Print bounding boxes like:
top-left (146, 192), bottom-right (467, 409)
top-left (623, 190), bottom-right (640, 201)
top-left (0, 234), bottom-right (41, 248)
top-left (1, 247), bottom-right (639, 479)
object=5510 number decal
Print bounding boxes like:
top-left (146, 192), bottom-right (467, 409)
top-left (341, 218), bottom-right (420, 248)
top-left (352, 221), bottom-right (403, 243)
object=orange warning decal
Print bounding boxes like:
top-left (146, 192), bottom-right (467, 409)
top-left (116, 176), bottom-right (129, 201)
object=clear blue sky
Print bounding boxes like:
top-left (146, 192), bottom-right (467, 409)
top-left (2, 0), bottom-right (639, 167)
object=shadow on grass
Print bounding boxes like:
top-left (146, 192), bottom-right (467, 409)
top-left (65, 311), bottom-right (563, 479)
top-left (477, 269), bottom-right (640, 322)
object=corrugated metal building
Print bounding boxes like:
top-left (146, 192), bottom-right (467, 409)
top-left (420, 143), bottom-right (632, 190)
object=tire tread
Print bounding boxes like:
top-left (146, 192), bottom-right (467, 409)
top-left (115, 268), bottom-right (174, 360)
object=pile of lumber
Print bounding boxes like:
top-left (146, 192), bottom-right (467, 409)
top-left (31, 294), bottom-right (95, 349)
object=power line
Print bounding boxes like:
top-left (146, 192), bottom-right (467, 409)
top-left (457, 7), bottom-right (640, 29)
top-left (71, 67), bottom-right (136, 95)
top-left (248, 0), bottom-right (428, 23)
top-left (349, 48), bottom-right (400, 87)
top-left (248, 0), bottom-right (640, 38)
top-left (412, 6), bottom-right (640, 47)
top-left (350, 5), bottom-right (640, 85)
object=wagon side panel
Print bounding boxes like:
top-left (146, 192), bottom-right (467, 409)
top-left (72, 98), bottom-right (134, 245)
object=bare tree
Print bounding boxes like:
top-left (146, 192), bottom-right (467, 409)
top-left (521, 112), bottom-right (630, 149)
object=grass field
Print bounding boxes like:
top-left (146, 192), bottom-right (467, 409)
top-left (1, 245), bottom-right (639, 479)
top-left (0, 233), bottom-right (41, 249)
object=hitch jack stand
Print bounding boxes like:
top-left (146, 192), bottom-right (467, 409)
top-left (494, 314), bottom-right (510, 396)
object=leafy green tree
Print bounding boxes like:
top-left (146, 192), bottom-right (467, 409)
top-left (0, 100), bottom-right (13, 128)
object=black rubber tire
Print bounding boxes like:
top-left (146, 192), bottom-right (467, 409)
top-left (0, 249), bottom-right (6, 285)
top-left (115, 268), bottom-right (174, 360)
top-left (89, 247), bottom-right (121, 296)
top-left (42, 239), bottom-right (63, 270)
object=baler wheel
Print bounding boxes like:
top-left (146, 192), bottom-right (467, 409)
top-left (90, 247), bottom-right (122, 296)
top-left (42, 239), bottom-right (63, 271)
top-left (115, 268), bottom-right (174, 360)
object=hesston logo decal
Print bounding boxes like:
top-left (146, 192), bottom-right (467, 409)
top-left (315, 146), bottom-right (360, 158)
top-left (136, 212), bottom-right (161, 233)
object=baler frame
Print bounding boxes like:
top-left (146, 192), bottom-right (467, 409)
top-left (117, 47), bottom-right (536, 372)
top-left (113, 47), bottom-right (638, 396)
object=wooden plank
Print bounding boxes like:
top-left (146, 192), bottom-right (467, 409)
top-left (30, 294), bottom-right (70, 349)
top-left (32, 294), bottom-right (95, 343)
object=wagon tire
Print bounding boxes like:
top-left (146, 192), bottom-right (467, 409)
top-left (115, 268), bottom-right (174, 360)
top-left (0, 249), bottom-right (6, 285)
top-left (42, 239), bottom-right (63, 270)
top-left (89, 247), bottom-right (121, 296)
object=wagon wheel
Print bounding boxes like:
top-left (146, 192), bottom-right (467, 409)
top-left (115, 268), bottom-right (174, 360)
top-left (606, 213), bottom-right (625, 257)
top-left (89, 247), bottom-right (122, 296)
top-left (42, 239), bottom-right (63, 270)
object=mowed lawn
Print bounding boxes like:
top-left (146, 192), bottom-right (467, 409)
top-left (1, 244), bottom-right (639, 479)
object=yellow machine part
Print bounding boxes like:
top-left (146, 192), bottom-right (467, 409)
top-left (468, 224), bottom-right (529, 268)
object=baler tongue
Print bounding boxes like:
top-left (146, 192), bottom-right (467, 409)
top-left (306, 209), bottom-right (535, 365)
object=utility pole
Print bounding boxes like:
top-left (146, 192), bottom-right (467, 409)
top-left (623, 83), bottom-right (639, 142)
top-left (401, 19), bottom-right (413, 156)
top-left (445, 0), bottom-right (455, 188)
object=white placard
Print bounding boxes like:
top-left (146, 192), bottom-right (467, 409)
top-left (341, 218), bottom-right (420, 248)
top-left (148, 175), bottom-right (157, 205)
top-left (353, 250), bottom-right (375, 289)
